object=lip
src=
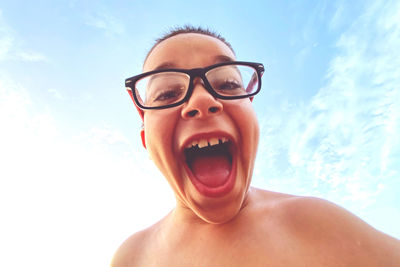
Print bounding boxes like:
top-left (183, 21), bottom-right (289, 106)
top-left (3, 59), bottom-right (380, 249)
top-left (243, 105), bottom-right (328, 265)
top-left (180, 131), bottom-right (237, 198)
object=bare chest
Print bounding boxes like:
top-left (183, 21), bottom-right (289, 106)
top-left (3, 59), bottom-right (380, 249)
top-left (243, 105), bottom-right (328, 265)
top-left (137, 226), bottom-right (361, 267)
top-left (142, 238), bottom-right (275, 267)
top-left (140, 227), bottom-right (313, 267)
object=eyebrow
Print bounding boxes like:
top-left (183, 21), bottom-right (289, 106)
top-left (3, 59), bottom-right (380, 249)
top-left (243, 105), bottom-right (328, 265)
top-left (153, 62), bottom-right (177, 71)
top-left (213, 55), bottom-right (235, 64)
top-left (151, 55), bottom-right (236, 71)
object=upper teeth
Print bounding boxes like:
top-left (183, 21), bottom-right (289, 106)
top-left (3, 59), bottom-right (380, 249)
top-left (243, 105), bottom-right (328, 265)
top-left (187, 137), bottom-right (229, 149)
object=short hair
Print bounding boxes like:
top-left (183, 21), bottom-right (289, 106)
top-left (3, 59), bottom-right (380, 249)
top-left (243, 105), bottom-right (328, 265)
top-left (144, 25), bottom-right (235, 64)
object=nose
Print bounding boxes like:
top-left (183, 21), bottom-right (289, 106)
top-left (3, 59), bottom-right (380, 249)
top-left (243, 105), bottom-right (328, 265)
top-left (181, 81), bottom-right (223, 119)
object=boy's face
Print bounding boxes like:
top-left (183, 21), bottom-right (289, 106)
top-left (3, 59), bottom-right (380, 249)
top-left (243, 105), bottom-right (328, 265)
top-left (142, 33), bottom-right (259, 223)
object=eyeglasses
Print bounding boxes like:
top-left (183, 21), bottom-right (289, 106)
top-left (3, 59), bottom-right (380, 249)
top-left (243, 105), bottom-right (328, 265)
top-left (125, 61), bottom-right (265, 110)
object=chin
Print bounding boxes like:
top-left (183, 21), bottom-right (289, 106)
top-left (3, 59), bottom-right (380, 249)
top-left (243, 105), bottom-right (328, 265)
top-left (183, 173), bottom-right (250, 224)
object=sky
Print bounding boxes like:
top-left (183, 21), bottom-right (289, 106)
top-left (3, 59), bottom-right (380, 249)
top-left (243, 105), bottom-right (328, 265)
top-left (0, 0), bottom-right (399, 266)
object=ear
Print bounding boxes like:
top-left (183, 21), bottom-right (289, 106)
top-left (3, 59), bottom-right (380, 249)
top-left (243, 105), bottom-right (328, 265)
top-left (140, 129), bottom-right (146, 149)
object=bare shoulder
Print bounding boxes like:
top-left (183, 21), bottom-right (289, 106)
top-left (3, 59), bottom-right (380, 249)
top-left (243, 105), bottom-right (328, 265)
top-left (264, 191), bottom-right (400, 266)
top-left (250, 188), bottom-right (400, 265)
top-left (111, 222), bottom-right (160, 267)
top-left (111, 229), bottom-right (149, 267)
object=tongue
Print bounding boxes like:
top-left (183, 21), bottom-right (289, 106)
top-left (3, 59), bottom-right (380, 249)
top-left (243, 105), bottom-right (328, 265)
top-left (191, 154), bottom-right (231, 187)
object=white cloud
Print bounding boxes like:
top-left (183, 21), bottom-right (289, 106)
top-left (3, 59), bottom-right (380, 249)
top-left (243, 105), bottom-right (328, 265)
top-left (329, 1), bottom-right (345, 31)
top-left (255, 0), bottom-right (400, 211)
top-left (16, 51), bottom-right (48, 62)
top-left (292, 1), bottom-right (327, 69)
top-left (85, 126), bottom-right (131, 146)
top-left (85, 9), bottom-right (125, 38)
top-left (0, 74), bottom-right (174, 266)
top-left (0, 10), bottom-right (14, 61)
top-left (294, 45), bottom-right (311, 69)
top-left (47, 88), bottom-right (63, 99)
top-left (0, 10), bottom-right (48, 63)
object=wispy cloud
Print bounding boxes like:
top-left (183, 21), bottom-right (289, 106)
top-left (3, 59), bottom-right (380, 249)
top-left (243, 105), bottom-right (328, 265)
top-left (255, 0), bottom-right (400, 211)
top-left (0, 10), bottom-right (14, 61)
top-left (329, 1), bottom-right (345, 31)
top-left (16, 51), bottom-right (48, 62)
top-left (83, 126), bottom-right (131, 146)
top-left (0, 73), bottom-right (173, 267)
top-left (85, 9), bottom-right (125, 38)
top-left (47, 88), bottom-right (63, 99)
top-left (0, 9), bottom-right (48, 63)
top-left (292, 1), bottom-right (328, 69)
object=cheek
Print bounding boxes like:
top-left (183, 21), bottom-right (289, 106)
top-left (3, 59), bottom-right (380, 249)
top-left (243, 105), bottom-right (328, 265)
top-left (143, 110), bottom-right (180, 159)
top-left (241, 111), bottom-right (259, 157)
top-left (227, 100), bottom-right (260, 155)
top-left (229, 99), bottom-right (259, 135)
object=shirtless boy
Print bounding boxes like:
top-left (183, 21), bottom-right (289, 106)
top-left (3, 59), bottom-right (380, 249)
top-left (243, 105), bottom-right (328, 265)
top-left (112, 26), bottom-right (400, 266)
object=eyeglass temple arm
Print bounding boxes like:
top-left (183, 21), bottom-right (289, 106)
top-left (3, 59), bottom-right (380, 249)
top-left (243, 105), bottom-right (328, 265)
top-left (246, 72), bottom-right (258, 93)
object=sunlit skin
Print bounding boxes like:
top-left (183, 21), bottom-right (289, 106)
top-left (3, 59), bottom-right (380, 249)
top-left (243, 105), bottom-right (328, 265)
top-left (112, 33), bottom-right (400, 267)
top-left (141, 34), bottom-right (259, 224)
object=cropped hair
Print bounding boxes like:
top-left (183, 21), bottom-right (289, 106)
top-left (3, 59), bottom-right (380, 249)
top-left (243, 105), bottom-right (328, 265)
top-left (144, 25), bottom-right (235, 64)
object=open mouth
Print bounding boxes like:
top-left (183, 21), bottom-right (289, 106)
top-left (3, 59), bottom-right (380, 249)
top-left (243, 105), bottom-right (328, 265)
top-left (182, 137), bottom-right (236, 196)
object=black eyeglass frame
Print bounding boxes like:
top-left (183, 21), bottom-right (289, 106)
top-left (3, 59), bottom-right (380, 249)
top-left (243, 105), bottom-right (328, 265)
top-left (125, 61), bottom-right (265, 110)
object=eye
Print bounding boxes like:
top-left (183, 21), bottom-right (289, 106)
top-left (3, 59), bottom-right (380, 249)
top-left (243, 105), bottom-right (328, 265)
top-left (217, 79), bottom-right (242, 91)
top-left (153, 87), bottom-right (185, 103)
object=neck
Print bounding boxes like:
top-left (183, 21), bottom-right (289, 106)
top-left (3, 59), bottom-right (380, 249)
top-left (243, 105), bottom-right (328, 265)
top-left (169, 188), bottom-right (254, 227)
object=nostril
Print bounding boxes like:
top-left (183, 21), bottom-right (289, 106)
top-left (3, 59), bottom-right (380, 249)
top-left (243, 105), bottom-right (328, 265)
top-left (187, 110), bottom-right (198, 117)
top-left (209, 106), bottom-right (220, 113)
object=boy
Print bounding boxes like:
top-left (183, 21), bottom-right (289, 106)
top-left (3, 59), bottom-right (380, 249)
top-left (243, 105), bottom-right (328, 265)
top-left (112, 26), bottom-right (400, 266)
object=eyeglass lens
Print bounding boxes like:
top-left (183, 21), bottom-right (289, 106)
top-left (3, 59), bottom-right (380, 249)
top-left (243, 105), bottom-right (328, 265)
top-left (134, 64), bottom-right (259, 108)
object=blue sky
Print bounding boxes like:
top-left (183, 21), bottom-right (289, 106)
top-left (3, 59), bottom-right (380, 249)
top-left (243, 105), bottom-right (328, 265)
top-left (1, 0), bottom-right (399, 266)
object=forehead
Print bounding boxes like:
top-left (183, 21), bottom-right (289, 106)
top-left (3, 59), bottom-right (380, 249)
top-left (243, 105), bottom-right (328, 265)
top-left (143, 33), bottom-right (236, 72)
